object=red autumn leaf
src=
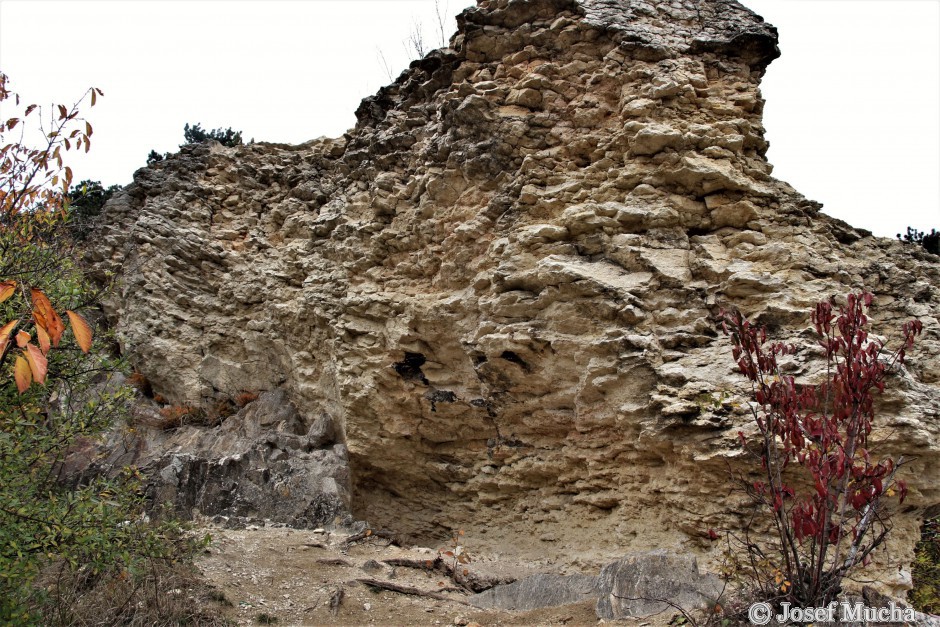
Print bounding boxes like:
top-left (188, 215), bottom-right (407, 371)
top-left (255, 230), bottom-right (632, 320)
top-left (65, 310), bottom-right (93, 353)
top-left (14, 355), bottom-right (32, 393)
top-left (897, 480), bottom-right (908, 505)
top-left (24, 343), bottom-right (47, 384)
top-left (0, 280), bottom-right (15, 303)
top-left (15, 330), bottom-right (30, 348)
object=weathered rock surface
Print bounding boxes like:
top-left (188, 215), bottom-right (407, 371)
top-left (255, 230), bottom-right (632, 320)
top-left (70, 389), bottom-right (351, 528)
top-left (87, 0), bottom-right (940, 595)
top-left (470, 550), bottom-right (721, 620)
top-left (470, 572), bottom-right (599, 611)
top-left (595, 550), bottom-right (723, 619)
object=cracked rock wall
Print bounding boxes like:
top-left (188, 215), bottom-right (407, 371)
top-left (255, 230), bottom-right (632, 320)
top-left (88, 0), bottom-right (940, 591)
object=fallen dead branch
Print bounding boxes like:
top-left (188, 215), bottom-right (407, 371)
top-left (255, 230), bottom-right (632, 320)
top-left (343, 528), bottom-right (401, 547)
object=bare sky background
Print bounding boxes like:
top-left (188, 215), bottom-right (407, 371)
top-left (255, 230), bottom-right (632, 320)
top-left (1, 0), bottom-right (937, 238)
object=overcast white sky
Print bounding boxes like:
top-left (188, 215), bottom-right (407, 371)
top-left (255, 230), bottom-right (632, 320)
top-left (0, 1), bottom-right (937, 238)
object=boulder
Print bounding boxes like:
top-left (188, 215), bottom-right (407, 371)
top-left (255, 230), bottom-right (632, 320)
top-left (595, 550), bottom-right (724, 619)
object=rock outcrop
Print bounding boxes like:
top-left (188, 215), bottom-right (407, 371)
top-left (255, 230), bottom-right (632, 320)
top-left (87, 0), bottom-right (940, 594)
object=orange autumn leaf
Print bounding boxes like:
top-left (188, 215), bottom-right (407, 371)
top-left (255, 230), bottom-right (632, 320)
top-left (24, 343), bottom-right (47, 384)
top-left (65, 310), bottom-right (93, 353)
top-left (14, 355), bottom-right (31, 393)
top-left (35, 324), bottom-right (51, 354)
top-left (31, 288), bottom-right (65, 347)
top-left (0, 319), bottom-right (17, 355)
top-left (0, 280), bottom-right (15, 303)
top-left (15, 330), bottom-right (30, 348)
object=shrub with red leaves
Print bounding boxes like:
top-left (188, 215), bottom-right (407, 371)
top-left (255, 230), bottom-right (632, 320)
top-left (719, 292), bottom-right (922, 606)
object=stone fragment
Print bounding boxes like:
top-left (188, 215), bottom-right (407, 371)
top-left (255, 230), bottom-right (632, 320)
top-left (630, 124), bottom-right (685, 155)
top-left (710, 199), bottom-right (758, 228)
top-left (506, 88), bottom-right (542, 109)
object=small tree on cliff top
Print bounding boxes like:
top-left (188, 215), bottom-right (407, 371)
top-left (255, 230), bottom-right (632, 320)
top-left (719, 292), bottom-right (922, 607)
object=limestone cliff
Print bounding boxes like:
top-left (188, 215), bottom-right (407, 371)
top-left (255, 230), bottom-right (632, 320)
top-left (87, 0), bottom-right (940, 592)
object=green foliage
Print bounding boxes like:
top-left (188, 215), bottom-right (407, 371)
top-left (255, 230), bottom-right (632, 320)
top-left (910, 514), bottom-right (940, 614)
top-left (145, 149), bottom-right (164, 165)
top-left (182, 122), bottom-right (242, 148)
top-left (143, 123), bottom-right (244, 168)
top-left (65, 179), bottom-right (120, 239)
top-left (0, 219), bottom-right (206, 623)
top-left (1, 73), bottom-right (211, 624)
top-left (897, 226), bottom-right (940, 256)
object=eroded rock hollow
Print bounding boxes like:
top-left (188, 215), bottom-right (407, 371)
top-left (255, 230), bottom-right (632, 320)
top-left (87, 0), bottom-right (940, 591)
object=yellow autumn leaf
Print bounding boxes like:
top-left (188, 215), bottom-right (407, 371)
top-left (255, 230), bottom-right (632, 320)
top-left (65, 310), bottom-right (93, 353)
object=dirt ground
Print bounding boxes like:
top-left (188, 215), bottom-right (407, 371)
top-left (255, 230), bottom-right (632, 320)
top-left (194, 523), bottom-right (670, 626)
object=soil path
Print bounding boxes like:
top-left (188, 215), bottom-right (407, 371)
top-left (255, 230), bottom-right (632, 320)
top-left (195, 524), bottom-right (633, 626)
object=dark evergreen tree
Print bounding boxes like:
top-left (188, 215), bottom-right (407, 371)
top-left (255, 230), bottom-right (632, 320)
top-left (182, 122), bottom-right (242, 147)
top-left (898, 226), bottom-right (940, 256)
top-left (66, 179), bottom-right (121, 239)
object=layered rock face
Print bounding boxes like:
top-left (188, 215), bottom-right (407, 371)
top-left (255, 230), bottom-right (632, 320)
top-left (88, 0), bottom-right (940, 588)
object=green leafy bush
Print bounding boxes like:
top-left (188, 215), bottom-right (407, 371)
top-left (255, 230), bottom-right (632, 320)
top-left (1, 72), bottom-right (213, 625)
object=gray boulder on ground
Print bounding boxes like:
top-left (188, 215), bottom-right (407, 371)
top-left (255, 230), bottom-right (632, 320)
top-left (595, 550), bottom-right (724, 619)
top-left (469, 572), bottom-right (599, 611)
top-left (470, 550), bottom-right (723, 620)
